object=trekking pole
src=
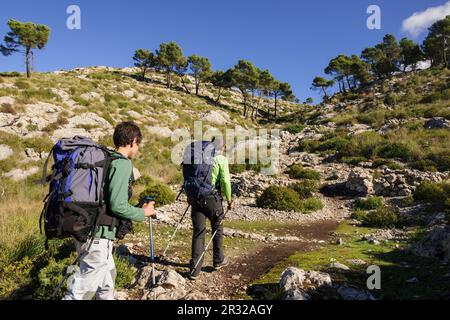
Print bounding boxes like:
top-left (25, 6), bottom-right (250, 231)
top-left (149, 216), bottom-right (156, 299)
top-left (159, 203), bottom-right (191, 261)
top-left (50, 259), bottom-right (78, 300)
top-left (50, 251), bottom-right (85, 300)
top-left (190, 207), bottom-right (231, 276)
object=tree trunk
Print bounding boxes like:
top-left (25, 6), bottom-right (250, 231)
top-left (443, 38), bottom-right (448, 69)
top-left (26, 47), bottom-right (31, 79)
top-left (215, 87), bottom-right (223, 104)
top-left (274, 94), bottom-right (278, 119)
top-left (322, 87), bottom-right (328, 99)
top-left (166, 71), bottom-right (171, 89)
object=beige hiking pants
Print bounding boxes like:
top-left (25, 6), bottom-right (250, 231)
top-left (63, 238), bottom-right (116, 300)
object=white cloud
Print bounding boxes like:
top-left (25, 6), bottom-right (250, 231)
top-left (402, 1), bottom-right (450, 37)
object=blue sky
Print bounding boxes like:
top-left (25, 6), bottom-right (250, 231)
top-left (0, 0), bottom-right (446, 101)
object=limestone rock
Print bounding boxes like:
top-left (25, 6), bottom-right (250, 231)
top-left (2, 167), bottom-right (39, 181)
top-left (0, 144), bottom-right (13, 161)
top-left (337, 285), bottom-right (376, 300)
top-left (280, 267), bottom-right (332, 300)
top-left (201, 110), bottom-right (231, 125)
top-left (146, 126), bottom-right (173, 138)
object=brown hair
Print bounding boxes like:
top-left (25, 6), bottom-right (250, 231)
top-left (113, 121), bottom-right (142, 148)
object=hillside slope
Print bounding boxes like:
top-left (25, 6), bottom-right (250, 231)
top-left (0, 67), bottom-right (449, 300)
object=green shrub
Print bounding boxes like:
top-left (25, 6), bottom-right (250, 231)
top-left (0, 257), bottom-right (33, 299)
top-left (298, 139), bottom-right (320, 152)
top-left (354, 206), bottom-right (403, 228)
top-left (384, 94), bottom-right (398, 106)
top-left (355, 196), bottom-right (384, 210)
top-left (376, 142), bottom-right (414, 162)
top-left (351, 208), bottom-right (367, 221)
top-left (14, 79), bottom-right (30, 89)
top-left (289, 180), bottom-right (319, 199)
top-left (372, 158), bottom-right (404, 170)
top-left (341, 156), bottom-right (368, 165)
top-left (341, 132), bottom-right (384, 159)
top-left (299, 197), bottom-right (324, 212)
top-left (288, 164), bottom-right (321, 181)
top-left (317, 137), bottom-right (350, 152)
top-left (284, 124), bottom-right (305, 134)
top-left (114, 255), bottom-right (136, 289)
top-left (139, 182), bottom-right (176, 208)
top-left (33, 256), bottom-right (72, 300)
top-left (256, 186), bottom-right (303, 212)
top-left (411, 160), bottom-right (438, 172)
top-left (414, 181), bottom-right (450, 210)
top-left (421, 92), bottom-right (442, 104)
top-left (229, 163), bottom-right (246, 174)
top-left (0, 71), bottom-right (21, 77)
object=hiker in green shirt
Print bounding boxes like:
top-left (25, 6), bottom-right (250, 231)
top-left (189, 136), bottom-right (235, 280)
top-left (64, 121), bottom-right (156, 300)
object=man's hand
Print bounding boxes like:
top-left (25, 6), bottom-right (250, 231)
top-left (227, 200), bottom-right (235, 211)
top-left (143, 201), bottom-right (157, 218)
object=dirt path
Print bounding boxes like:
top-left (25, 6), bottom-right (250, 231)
top-left (182, 219), bottom-right (339, 300)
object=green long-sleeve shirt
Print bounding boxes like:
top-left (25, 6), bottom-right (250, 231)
top-left (95, 155), bottom-right (144, 240)
top-left (211, 154), bottom-right (232, 202)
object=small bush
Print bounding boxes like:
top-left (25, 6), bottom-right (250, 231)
top-left (33, 256), bottom-right (73, 300)
top-left (372, 158), bottom-right (404, 170)
top-left (256, 186), bottom-right (303, 212)
top-left (139, 182), bottom-right (176, 208)
top-left (298, 140), bottom-right (320, 153)
top-left (289, 180), bottom-right (319, 199)
top-left (0, 257), bottom-right (33, 299)
top-left (114, 255), bottom-right (136, 289)
top-left (14, 80), bottom-right (30, 89)
top-left (414, 181), bottom-right (450, 210)
top-left (341, 156), bottom-right (368, 165)
top-left (288, 164), bottom-right (321, 181)
top-left (411, 160), bottom-right (438, 172)
top-left (355, 196), bottom-right (384, 210)
top-left (284, 124), bottom-right (305, 134)
top-left (353, 206), bottom-right (403, 228)
top-left (384, 94), bottom-right (398, 106)
top-left (351, 208), bottom-right (367, 221)
top-left (377, 142), bottom-right (414, 162)
top-left (317, 137), bottom-right (350, 152)
top-left (299, 197), bottom-right (324, 212)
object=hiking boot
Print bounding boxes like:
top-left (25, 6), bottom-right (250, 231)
top-left (213, 256), bottom-right (230, 271)
top-left (188, 273), bottom-right (200, 281)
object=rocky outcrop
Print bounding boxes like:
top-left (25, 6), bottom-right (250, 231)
top-left (424, 117), bottom-right (450, 130)
top-left (280, 267), bottom-right (332, 300)
top-left (345, 168), bottom-right (448, 197)
top-left (231, 172), bottom-right (291, 198)
top-left (409, 225), bottom-right (450, 263)
top-left (345, 168), bottom-right (374, 195)
top-left (337, 285), bottom-right (376, 300)
top-left (137, 268), bottom-right (208, 300)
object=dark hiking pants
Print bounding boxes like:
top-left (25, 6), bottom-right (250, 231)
top-left (191, 194), bottom-right (225, 272)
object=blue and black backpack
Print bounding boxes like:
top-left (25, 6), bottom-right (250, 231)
top-left (182, 140), bottom-right (217, 202)
top-left (38, 136), bottom-right (125, 246)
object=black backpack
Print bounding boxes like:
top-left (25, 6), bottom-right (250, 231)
top-left (38, 136), bottom-right (124, 246)
top-left (182, 141), bottom-right (217, 201)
